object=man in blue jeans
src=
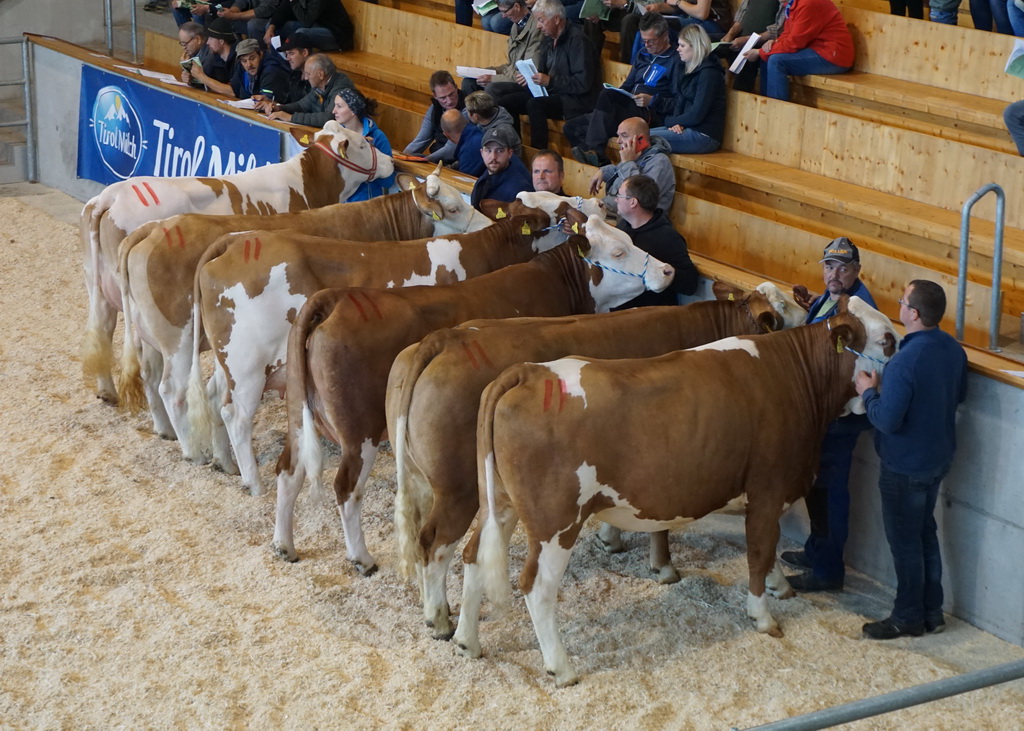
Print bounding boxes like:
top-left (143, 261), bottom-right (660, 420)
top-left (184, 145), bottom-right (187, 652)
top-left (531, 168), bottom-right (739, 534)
top-left (929, 0), bottom-right (962, 23)
top-left (855, 279), bottom-right (968, 639)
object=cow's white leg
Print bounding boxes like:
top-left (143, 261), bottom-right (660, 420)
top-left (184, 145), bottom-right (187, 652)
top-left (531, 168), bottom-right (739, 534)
top-left (83, 296), bottom-right (119, 404)
top-left (219, 374), bottom-right (265, 495)
top-left (648, 530), bottom-right (680, 585)
top-left (453, 561), bottom-right (484, 658)
top-left (272, 462), bottom-right (305, 562)
top-left (597, 523), bottom-right (624, 553)
top-left (335, 440), bottom-right (379, 576)
top-left (158, 364), bottom-right (204, 463)
top-left (205, 367), bottom-right (237, 476)
top-left (422, 542), bottom-right (458, 639)
top-left (746, 590), bottom-right (782, 637)
top-left (139, 341), bottom-right (175, 440)
top-left (524, 541), bottom-right (578, 687)
top-left (765, 559), bottom-right (795, 600)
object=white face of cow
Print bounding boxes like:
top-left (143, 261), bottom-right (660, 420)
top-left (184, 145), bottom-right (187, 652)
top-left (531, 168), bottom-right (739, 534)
top-left (314, 121), bottom-right (395, 183)
top-left (416, 173), bottom-right (491, 235)
top-left (755, 282), bottom-right (805, 329)
top-left (516, 191), bottom-right (604, 252)
top-left (581, 214), bottom-right (674, 312)
top-left (841, 296), bottom-right (899, 415)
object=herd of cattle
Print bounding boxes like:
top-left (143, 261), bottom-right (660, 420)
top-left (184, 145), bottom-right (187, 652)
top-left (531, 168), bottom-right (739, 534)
top-left (77, 122), bottom-right (900, 686)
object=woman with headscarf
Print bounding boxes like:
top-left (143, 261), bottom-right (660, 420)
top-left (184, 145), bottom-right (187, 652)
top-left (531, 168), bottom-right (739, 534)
top-left (648, 24), bottom-right (726, 154)
top-left (330, 87), bottom-right (397, 201)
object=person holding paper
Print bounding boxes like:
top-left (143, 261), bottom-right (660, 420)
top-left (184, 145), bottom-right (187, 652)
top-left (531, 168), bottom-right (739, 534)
top-left (229, 39), bottom-right (291, 102)
top-left (715, 0), bottom-right (788, 93)
top-left (493, 0), bottom-right (600, 149)
top-left (566, 13), bottom-right (679, 167)
top-left (647, 24), bottom-right (725, 154)
top-left (178, 22), bottom-right (211, 88)
top-left (462, 0), bottom-right (543, 102)
top-left (742, 0), bottom-right (853, 102)
top-left (456, 0), bottom-right (514, 35)
top-left (188, 17), bottom-right (239, 97)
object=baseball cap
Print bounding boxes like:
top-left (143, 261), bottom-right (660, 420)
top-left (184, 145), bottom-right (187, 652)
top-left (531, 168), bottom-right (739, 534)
top-left (235, 38), bottom-right (261, 57)
top-left (819, 236), bottom-right (860, 264)
top-left (206, 17), bottom-right (235, 42)
top-left (279, 35), bottom-right (316, 52)
top-left (481, 124), bottom-right (520, 150)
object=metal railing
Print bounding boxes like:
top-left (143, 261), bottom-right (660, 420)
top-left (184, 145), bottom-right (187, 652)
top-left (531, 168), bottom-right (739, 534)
top-left (956, 183), bottom-right (1006, 351)
top-left (103, 0), bottom-right (140, 63)
top-left (0, 37), bottom-right (36, 183)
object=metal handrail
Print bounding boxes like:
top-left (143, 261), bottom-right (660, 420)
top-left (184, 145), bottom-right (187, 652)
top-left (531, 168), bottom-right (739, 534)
top-left (0, 36), bottom-right (36, 182)
top-left (956, 183), bottom-right (1005, 351)
top-left (102, 0), bottom-right (140, 63)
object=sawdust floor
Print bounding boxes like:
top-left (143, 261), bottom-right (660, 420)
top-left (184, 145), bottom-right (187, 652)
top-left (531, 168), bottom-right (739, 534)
top-left (1, 188), bottom-right (1023, 729)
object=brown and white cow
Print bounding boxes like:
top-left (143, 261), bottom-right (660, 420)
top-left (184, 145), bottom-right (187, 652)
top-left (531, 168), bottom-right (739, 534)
top-left (115, 173), bottom-right (493, 448)
top-left (272, 216), bottom-right (675, 576)
top-left (184, 210), bottom-right (557, 495)
top-left (453, 296), bottom-right (897, 686)
top-left (81, 121), bottom-right (393, 405)
top-left (385, 283), bottom-right (806, 639)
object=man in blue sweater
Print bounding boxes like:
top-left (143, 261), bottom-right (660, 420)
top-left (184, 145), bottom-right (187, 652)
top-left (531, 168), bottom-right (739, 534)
top-left (856, 279), bottom-right (968, 640)
top-left (470, 125), bottom-right (533, 210)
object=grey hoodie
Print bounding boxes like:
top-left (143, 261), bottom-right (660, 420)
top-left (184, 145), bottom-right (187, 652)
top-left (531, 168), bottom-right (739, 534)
top-left (599, 134), bottom-right (676, 214)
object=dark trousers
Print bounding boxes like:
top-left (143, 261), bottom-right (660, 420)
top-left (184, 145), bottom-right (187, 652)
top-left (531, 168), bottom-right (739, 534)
top-left (879, 466), bottom-right (945, 627)
top-left (889, 0), bottom-right (925, 17)
top-left (497, 90), bottom-right (565, 149)
top-left (562, 88), bottom-right (657, 151)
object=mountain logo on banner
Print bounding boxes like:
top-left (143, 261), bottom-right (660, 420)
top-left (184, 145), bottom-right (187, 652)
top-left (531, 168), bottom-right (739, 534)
top-left (91, 85), bottom-right (145, 179)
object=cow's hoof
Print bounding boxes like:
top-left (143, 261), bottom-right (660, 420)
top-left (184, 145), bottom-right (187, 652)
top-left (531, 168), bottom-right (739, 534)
top-left (768, 584), bottom-right (795, 600)
top-left (272, 542), bottom-right (299, 563)
top-left (766, 626), bottom-right (784, 638)
top-left (432, 626), bottom-right (455, 641)
top-left (454, 640), bottom-right (480, 659)
top-left (549, 669), bottom-right (580, 688)
top-left (97, 391), bottom-right (118, 406)
top-left (247, 484), bottom-right (265, 498)
top-left (354, 561), bottom-right (378, 578)
top-left (653, 565), bottom-right (681, 585)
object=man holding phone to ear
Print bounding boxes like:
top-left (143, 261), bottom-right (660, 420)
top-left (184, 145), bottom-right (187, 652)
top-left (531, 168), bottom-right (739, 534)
top-left (588, 116), bottom-right (676, 214)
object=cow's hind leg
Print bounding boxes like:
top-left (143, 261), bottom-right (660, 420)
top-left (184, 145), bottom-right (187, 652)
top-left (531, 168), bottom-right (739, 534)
top-left (523, 538), bottom-right (579, 687)
top-left (422, 541), bottom-right (458, 639)
top-left (140, 341), bottom-right (175, 440)
top-left (82, 296), bottom-right (119, 404)
top-left (335, 439), bottom-right (380, 576)
top-left (744, 505), bottom-right (785, 637)
top-left (205, 366), bottom-right (237, 477)
top-left (272, 459), bottom-right (306, 562)
top-left (648, 530), bottom-right (680, 584)
top-left (597, 523), bottom-right (624, 553)
top-left (220, 376), bottom-right (266, 495)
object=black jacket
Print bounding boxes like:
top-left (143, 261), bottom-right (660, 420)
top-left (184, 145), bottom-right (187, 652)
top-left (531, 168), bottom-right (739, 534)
top-left (663, 56), bottom-right (727, 143)
top-left (536, 21), bottom-right (600, 119)
top-left (270, 0), bottom-right (354, 51)
top-left (613, 209), bottom-right (698, 309)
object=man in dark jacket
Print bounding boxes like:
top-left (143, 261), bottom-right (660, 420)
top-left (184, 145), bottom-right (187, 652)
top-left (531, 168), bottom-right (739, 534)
top-left (265, 0), bottom-right (354, 52)
top-left (612, 174), bottom-right (697, 309)
top-left (229, 39), bottom-right (291, 101)
top-left (470, 126), bottom-right (533, 210)
top-left (440, 109), bottom-right (486, 177)
top-left (267, 53), bottom-right (354, 126)
top-left (188, 17), bottom-right (238, 96)
top-left (565, 13), bottom-right (679, 166)
top-left (404, 71), bottom-right (467, 164)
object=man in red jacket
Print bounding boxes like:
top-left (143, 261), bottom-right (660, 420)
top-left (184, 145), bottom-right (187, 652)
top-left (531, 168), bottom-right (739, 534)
top-left (742, 0), bottom-right (853, 101)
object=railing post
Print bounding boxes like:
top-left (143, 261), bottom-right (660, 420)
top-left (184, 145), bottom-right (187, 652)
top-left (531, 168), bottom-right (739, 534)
top-left (23, 37), bottom-right (35, 183)
top-left (956, 183), bottom-right (1005, 352)
top-left (104, 0), bottom-right (114, 56)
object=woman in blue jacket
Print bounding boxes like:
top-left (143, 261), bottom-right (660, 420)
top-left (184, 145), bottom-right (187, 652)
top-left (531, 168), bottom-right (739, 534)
top-left (648, 24), bottom-right (726, 154)
top-left (330, 87), bottom-right (397, 201)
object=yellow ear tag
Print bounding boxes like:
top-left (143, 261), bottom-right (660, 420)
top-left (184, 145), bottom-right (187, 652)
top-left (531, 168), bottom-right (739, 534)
top-left (728, 293), bottom-right (735, 301)
top-left (430, 210), bottom-right (441, 221)
top-left (571, 222), bottom-right (580, 234)
top-left (496, 207), bottom-right (506, 219)
top-left (521, 222), bottom-right (531, 234)
top-left (299, 133), bottom-right (310, 144)
top-left (836, 336), bottom-right (844, 354)
top-left (338, 146), bottom-right (347, 160)
top-left (409, 181), bottom-right (418, 190)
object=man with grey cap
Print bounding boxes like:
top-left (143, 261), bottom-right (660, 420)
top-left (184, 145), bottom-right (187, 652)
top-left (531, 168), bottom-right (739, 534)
top-left (228, 39), bottom-right (291, 101)
top-left (781, 236), bottom-right (878, 593)
top-left (470, 125), bottom-right (533, 211)
top-left (267, 53), bottom-right (354, 127)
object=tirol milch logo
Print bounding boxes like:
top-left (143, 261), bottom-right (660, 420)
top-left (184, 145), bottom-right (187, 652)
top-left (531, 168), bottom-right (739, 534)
top-left (91, 85), bottom-right (145, 179)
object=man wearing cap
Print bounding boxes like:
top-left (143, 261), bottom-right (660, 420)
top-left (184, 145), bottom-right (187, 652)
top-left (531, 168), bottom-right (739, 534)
top-left (188, 17), bottom-right (238, 96)
top-left (470, 126), bottom-right (533, 211)
top-left (781, 236), bottom-right (878, 593)
top-left (267, 53), bottom-right (354, 126)
top-left (229, 39), bottom-right (291, 101)
top-left (254, 36), bottom-right (313, 113)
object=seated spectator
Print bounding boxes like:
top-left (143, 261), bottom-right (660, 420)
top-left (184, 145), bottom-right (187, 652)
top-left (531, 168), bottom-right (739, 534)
top-left (188, 17), bottom-right (239, 96)
top-left (743, 0), bottom-right (853, 102)
top-left (622, 0), bottom-right (732, 45)
top-left (455, 0), bottom-right (514, 35)
top-left (267, 53), bottom-right (355, 126)
top-left (169, 0), bottom-right (214, 27)
top-left (566, 13), bottom-right (679, 167)
top-left (491, 0), bottom-right (600, 150)
top-left (612, 174), bottom-right (698, 309)
top-left (648, 25), bottom-right (725, 154)
top-left (441, 109), bottom-right (486, 176)
top-left (465, 91), bottom-right (522, 157)
top-left (470, 126), bottom-right (534, 210)
top-left (588, 117), bottom-right (675, 214)
top-left (969, 0), bottom-right (1013, 32)
top-left (218, 0), bottom-right (285, 40)
top-left (929, 0), bottom-right (962, 23)
top-left (1009, 0), bottom-right (1024, 36)
top-left (254, 34), bottom-right (313, 111)
top-left (265, 0), bottom-right (354, 52)
top-left (404, 71), bottom-right (467, 164)
top-left (229, 38), bottom-right (291, 101)
top-left (178, 21), bottom-right (211, 88)
top-left (531, 149), bottom-right (567, 194)
top-left (1004, 101), bottom-right (1024, 156)
top-left (331, 89), bottom-right (397, 200)
top-left (716, 0), bottom-right (787, 93)
top-left (462, 0), bottom-right (543, 100)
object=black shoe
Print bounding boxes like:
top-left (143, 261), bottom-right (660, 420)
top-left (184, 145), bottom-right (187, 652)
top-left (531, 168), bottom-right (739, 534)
top-left (780, 550), bottom-right (812, 569)
top-left (925, 617), bottom-right (946, 634)
top-left (863, 617), bottom-right (924, 640)
top-left (787, 571), bottom-right (843, 592)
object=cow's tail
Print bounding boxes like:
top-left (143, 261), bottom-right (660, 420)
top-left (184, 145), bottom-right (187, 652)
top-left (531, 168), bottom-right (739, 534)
top-left (392, 340), bottom-right (442, 581)
top-left (115, 229), bottom-right (147, 413)
top-left (185, 236), bottom-right (236, 455)
top-left (475, 368), bottom-right (523, 615)
top-left (80, 198), bottom-right (114, 387)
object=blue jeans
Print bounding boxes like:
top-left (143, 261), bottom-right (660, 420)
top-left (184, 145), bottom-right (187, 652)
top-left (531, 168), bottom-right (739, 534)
top-left (1004, 101), bottom-right (1024, 156)
top-left (1008, 0), bottom-right (1024, 34)
top-left (970, 0), bottom-right (1014, 31)
top-left (878, 466), bottom-right (945, 628)
top-left (455, 0), bottom-right (512, 33)
top-left (665, 14), bottom-right (726, 41)
top-left (648, 127), bottom-right (721, 154)
top-left (761, 48), bottom-right (851, 102)
top-left (930, 0), bottom-right (962, 23)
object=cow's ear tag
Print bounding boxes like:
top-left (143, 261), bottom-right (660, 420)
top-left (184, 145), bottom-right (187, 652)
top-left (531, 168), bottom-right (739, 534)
top-left (430, 210), bottom-right (441, 221)
top-left (521, 222), bottom-right (531, 234)
top-left (409, 181), bottom-right (418, 190)
top-left (496, 207), bottom-right (506, 219)
top-left (571, 222), bottom-right (580, 234)
top-left (338, 146), bottom-right (347, 160)
top-left (299, 133), bottom-right (310, 145)
top-left (836, 336), bottom-right (844, 354)
top-left (728, 293), bottom-right (735, 301)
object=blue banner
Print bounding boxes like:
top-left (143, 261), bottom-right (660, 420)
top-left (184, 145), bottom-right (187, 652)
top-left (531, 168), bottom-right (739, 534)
top-left (77, 66), bottom-right (281, 185)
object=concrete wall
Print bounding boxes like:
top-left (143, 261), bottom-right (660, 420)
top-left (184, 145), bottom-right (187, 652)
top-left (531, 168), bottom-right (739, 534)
top-left (31, 42), bottom-right (1024, 649)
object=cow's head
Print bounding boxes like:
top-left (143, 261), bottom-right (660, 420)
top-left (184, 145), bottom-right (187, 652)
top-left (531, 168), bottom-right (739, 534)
top-left (576, 214), bottom-right (674, 312)
top-left (713, 281), bottom-right (806, 333)
top-left (827, 295), bottom-right (899, 415)
top-left (404, 163), bottom-right (491, 235)
top-left (313, 121), bottom-right (395, 185)
top-left (518, 191), bottom-right (604, 251)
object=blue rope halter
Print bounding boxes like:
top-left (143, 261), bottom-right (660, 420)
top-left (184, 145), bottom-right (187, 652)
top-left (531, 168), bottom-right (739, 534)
top-left (826, 318), bottom-right (888, 367)
top-left (579, 248), bottom-right (652, 288)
